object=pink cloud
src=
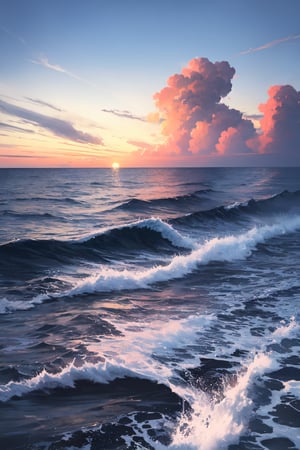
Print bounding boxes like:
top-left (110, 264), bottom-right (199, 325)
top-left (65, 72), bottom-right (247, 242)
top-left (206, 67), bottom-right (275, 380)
top-left (250, 85), bottom-right (300, 159)
top-left (128, 57), bottom-right (300, 165)
top-left (152, 57), bottom-right (256, 157)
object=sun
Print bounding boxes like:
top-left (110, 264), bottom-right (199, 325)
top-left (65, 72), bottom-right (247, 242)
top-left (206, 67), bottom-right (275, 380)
top-left (112, 162), bottom-right (120, 169)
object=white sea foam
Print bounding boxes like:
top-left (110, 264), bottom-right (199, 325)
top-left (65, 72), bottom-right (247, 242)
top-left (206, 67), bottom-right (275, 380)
top-left (0, 359), bottom-right (146, 402)
top-left (167, 353), bottom-right (275, 450)
top-left (162, 317), bottom-right (299, 450)
top-left (0, 298), bottom-right (34, 314)
top-left (0, 313), bottom-right (215, 402)
top-left (225, 200), bottom-right (248, 210)
top-left (271, 315), bottom-right (299, 339)
top-left (65, 215), bottom-right (300, 296)
top-left (87, 313), bottom-right (216, 376)
top-left (3, 312), bottom-right (297, 450)
top-left (257, 377), bottom-right (300, 449)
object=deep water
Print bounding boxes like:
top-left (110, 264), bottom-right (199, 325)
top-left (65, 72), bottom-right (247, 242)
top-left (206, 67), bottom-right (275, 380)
top-left (0, 167), bottom-right (299, 450)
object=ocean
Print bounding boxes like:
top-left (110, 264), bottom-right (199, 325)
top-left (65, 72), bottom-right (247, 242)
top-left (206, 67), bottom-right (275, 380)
top-left (0, 167), bottom-right (299, 450)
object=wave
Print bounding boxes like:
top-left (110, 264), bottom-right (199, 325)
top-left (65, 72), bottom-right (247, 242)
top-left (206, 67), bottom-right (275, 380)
top-left (1, 326), bottom-right (294, 450)
top-left (0, 359), bottom-right (147, 402)
top-left (0, 311), bottom-right (282, 403)
top-left (79, 218), bottom-right (195, 249)
top-left (0, 218), bottom-right (193, 272)
top-left (38, 214), bottom-right (300, 298)
top-left (174, 190), bottom-right (300, 227)
top-left (2, 191), bottom-right (298, 268)
top-left (0, 238), bottom-right (106, 270)
top-left (170, 353), bottom-right (276, 450)
top-left (2, 191), bottom-right (300, 297)
top-left (0, 312), bottom-right (217, 401)
top-left (113, 189), bottom-right (214, 213)
top-left (228, 189), bottom-right (300, 214)
top-left (1, 312), bottom-right (298, 449)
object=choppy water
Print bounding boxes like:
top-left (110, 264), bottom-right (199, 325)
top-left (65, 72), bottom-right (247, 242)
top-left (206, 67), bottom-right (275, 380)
top-left (0, 167), bottom-right (299, 450)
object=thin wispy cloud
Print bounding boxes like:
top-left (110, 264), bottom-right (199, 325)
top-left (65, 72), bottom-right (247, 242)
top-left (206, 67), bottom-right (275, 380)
top-left (0, 121), bottom-right (34, 134)
top-left (30, 56), bottom-right (95, 88)
top-left (128, 140), bottom-right (154, 155)
top-left (102, 108), bottom-right (146, 122)
top-left (0, 154), bottom-right (36, 158)
top-left (25, 97), bottom-right (62, 112)
top-left (0, 26), bottom-right (27, 48)
top-left (1, 27), bottom-right (93, 88)
top-left (0, 99), bottom-right (102, 145)
top-left (240, 34), bottom-right (300, 55)
top-left (31, 56), bottom-right (81, 80)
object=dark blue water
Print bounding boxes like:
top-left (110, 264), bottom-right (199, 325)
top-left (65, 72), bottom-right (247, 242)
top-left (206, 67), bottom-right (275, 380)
top-left (0, 168), bottom-right (299, 449)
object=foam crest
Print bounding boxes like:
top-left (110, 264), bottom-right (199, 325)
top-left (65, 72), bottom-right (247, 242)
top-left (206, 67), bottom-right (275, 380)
top-left (0, 313), bottom-right (215, 403)
top-left (88, 313), bottom-right (216, 371)
top-left (169, 353), bottom-right (275, 450)
top-left (0, 359), bottom-right (146, 402)
top-left (271, 315), bottom-right (299, 339)
top-left (67, 215), bottom-right (300, 296)
top-left (0, 298), bottom-right (34, 314)
top-left (135, 217), bottom-right (196, 248)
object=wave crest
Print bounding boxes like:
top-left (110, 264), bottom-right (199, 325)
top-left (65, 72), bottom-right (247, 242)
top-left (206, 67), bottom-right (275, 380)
top-left (63, 215), bottom-right (300, 296)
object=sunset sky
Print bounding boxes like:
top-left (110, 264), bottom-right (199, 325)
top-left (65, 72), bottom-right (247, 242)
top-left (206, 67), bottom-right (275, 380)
top-left (1, 0), bottom-right (300, 167)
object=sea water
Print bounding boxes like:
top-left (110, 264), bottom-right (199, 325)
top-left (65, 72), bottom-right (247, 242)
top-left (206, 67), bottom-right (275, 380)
top-left (0, 167), bottom-right (299, 449)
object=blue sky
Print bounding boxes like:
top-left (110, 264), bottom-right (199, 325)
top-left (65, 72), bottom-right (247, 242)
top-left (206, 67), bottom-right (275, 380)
top-left (1, 0), bottom-right (300, 167)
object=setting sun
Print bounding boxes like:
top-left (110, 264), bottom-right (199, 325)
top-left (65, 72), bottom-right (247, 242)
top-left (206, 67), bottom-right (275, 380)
top-left (112, 162), bottom-right (120, 169)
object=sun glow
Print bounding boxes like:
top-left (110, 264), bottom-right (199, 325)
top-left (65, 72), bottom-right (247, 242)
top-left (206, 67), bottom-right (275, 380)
top-left (112, 162), bottom-right (120, 169)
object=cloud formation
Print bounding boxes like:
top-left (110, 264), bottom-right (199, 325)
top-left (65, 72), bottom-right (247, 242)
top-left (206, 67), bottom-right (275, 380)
top-left (240, 34), bottom-right (300, 55)
top-left (136, 57), bottom-right (300, 164)
top-left (251, 85), bottom-right (300, 158)
top-left (0, 99), bottom-right (102, 145)
top-left (102, 108), bottom-right (146, 122)
top-left (153, 57), bottom-right (256, 156)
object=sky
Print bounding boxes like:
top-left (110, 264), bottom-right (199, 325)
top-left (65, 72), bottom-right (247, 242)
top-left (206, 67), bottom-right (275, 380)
top-left (0, 0), bottom-right (300, 168)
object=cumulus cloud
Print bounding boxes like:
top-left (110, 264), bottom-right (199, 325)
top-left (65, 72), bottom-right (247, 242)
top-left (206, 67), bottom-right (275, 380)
top-left (102, 108), bottom-right (146, 122)
top-left (0, 99), bottom-right (102, 145)
top-left (141, 57), bottom-right (300, 164)
top-left (153, 57), bottom-right (256, 156)
top-left (250, 85), bottom-right (300, 158)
